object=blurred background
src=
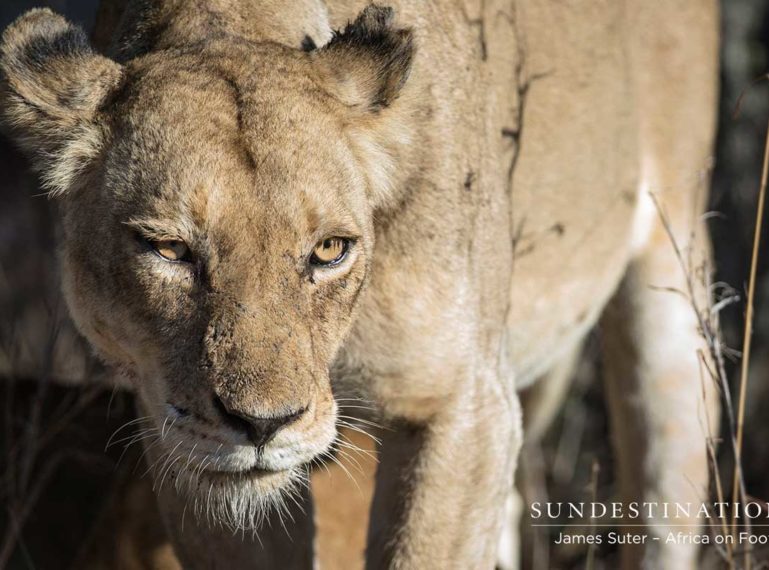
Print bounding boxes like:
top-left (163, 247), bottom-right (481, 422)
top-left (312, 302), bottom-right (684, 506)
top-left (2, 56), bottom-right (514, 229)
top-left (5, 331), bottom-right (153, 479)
top-left (1, 1), bottom-right (768, 568)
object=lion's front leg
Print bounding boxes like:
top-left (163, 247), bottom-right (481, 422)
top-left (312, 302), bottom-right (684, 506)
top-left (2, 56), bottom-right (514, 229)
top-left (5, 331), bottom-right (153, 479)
top-left (366, 377), bottom-right (522, 569)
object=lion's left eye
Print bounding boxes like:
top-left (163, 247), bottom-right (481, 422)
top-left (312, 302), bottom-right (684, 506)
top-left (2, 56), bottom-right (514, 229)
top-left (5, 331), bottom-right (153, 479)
top-left (151, 239), bottom-right (191, 262)
top-left (310, 237), bottom-right (349, 266)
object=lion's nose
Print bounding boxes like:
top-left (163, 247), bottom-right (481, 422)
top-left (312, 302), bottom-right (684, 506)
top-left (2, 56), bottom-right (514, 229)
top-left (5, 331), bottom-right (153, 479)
top-left (213, 395), bottom-right (305, 448)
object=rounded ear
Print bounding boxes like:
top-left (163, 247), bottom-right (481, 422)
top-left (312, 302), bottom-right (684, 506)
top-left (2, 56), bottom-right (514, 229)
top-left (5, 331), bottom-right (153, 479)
top-left (312, 5), bottom-right (417, 211)
top-left (0, 8), bottom-right (123, 195)
top-left (313, 4), bottom-right (415, 111)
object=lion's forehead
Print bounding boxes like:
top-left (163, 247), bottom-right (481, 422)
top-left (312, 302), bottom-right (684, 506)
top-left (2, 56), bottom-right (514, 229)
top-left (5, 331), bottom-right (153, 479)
top-left (111, 62), bottom-right (352, 192)
top-left (120, 45), bottom-right (338, 132)
top-left (106, 132), bottom-right (352, 231)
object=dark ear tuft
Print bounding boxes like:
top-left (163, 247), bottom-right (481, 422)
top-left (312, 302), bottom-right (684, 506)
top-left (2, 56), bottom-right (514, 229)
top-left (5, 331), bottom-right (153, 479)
top-left (301, 34), bottom-right (317, 52)
top-left (0, 9), bottom-right (123, 194)
top-left (318, 4), bottom-right (414, 110)
top-left (10, 9), bottom-right (91, 66)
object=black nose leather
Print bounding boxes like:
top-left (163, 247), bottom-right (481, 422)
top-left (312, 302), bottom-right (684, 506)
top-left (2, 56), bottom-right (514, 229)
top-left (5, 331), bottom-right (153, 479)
top-left (213, 396), bottom-right (304, 448)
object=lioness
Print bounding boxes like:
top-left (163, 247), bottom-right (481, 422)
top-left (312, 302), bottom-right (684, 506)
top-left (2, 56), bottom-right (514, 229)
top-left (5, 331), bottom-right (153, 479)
top-left (0, 0), bottom-right (718, 568)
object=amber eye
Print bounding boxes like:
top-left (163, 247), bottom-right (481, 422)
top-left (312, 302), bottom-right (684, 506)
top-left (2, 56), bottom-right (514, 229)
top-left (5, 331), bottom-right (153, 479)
top-left (151, 239), bottom-right (190, 262)
top-left (311, 237), bottom-right (349, 266)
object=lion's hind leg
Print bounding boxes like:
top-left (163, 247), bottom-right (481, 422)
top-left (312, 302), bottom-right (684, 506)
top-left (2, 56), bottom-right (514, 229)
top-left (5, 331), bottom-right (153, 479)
top-left (600, 1), bottom-right (720, 567)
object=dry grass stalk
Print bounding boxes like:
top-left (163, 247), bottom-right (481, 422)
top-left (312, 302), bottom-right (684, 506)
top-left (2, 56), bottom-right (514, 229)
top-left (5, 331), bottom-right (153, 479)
top-left (649, 183), bottom-right (745, 568)
top-left (729, 117), bottom-right (769, 570)
top-left (0, 312), bottom-right (104, 568)
top-left (585, 459), bottom-right (599, 570)
top-left (699, 353), bottom-right (733, 566)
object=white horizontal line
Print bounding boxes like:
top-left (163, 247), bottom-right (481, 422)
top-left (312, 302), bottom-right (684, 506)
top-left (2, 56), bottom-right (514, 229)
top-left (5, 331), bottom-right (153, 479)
top-left (530, 522), bottom-right (769, 528)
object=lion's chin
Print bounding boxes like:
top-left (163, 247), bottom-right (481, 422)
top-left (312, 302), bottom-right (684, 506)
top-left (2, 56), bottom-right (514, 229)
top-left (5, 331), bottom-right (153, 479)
top-left (175, 465), bottom-right (306, 532)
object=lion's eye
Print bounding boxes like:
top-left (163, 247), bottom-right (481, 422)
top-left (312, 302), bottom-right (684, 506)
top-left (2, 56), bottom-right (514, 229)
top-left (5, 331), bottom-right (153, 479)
top-left (151, 239), bottom-right (190, 262)
top-left (310, 237), bottom-right (349, 266)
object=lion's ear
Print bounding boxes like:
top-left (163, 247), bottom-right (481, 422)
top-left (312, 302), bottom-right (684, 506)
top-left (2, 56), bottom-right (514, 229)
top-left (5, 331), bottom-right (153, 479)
top-left (313, 5), bottom-right (416, 211)
top-left (314, 4), bottom-right (414, 111)
top-left (0, 9), bottom-right (123, 195)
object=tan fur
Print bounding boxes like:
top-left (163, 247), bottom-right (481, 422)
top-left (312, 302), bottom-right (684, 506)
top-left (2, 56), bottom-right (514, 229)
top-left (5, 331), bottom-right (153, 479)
top-left (0, 0), bottom-right (718, 568)
top-left (312, 428), bottom-right (378, 569)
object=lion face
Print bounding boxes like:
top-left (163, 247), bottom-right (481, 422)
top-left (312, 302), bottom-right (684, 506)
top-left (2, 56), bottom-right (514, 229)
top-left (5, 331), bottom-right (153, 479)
top-left (1, 6), bottom-right (413, 528)
top-left (62, 47), bottom-right (364, 517)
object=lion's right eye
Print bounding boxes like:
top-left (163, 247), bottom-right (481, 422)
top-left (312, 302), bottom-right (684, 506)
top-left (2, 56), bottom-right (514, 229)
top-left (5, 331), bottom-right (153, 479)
top-left (310, 237), bottom-right (350, 267)
top-left (150, 239), bottom-right (191, 262)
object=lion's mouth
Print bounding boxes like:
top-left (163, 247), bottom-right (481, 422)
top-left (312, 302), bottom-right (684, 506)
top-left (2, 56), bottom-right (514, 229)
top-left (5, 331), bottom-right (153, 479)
top-left (202, 463), bottom-right (292, 481)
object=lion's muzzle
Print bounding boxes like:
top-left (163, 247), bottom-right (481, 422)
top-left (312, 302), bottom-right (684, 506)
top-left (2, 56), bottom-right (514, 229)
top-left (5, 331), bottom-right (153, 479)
top-left (212, 393), bottom-right (306, 448)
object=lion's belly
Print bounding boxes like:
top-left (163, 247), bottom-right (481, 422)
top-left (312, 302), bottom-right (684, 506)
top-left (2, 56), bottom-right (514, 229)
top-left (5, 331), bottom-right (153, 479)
top-left (506, 0), bottom-right (641, 387)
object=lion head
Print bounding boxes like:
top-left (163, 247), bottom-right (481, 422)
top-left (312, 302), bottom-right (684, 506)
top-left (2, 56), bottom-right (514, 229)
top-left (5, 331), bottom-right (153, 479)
top-left (0, 5), bottom-right (414, 529)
